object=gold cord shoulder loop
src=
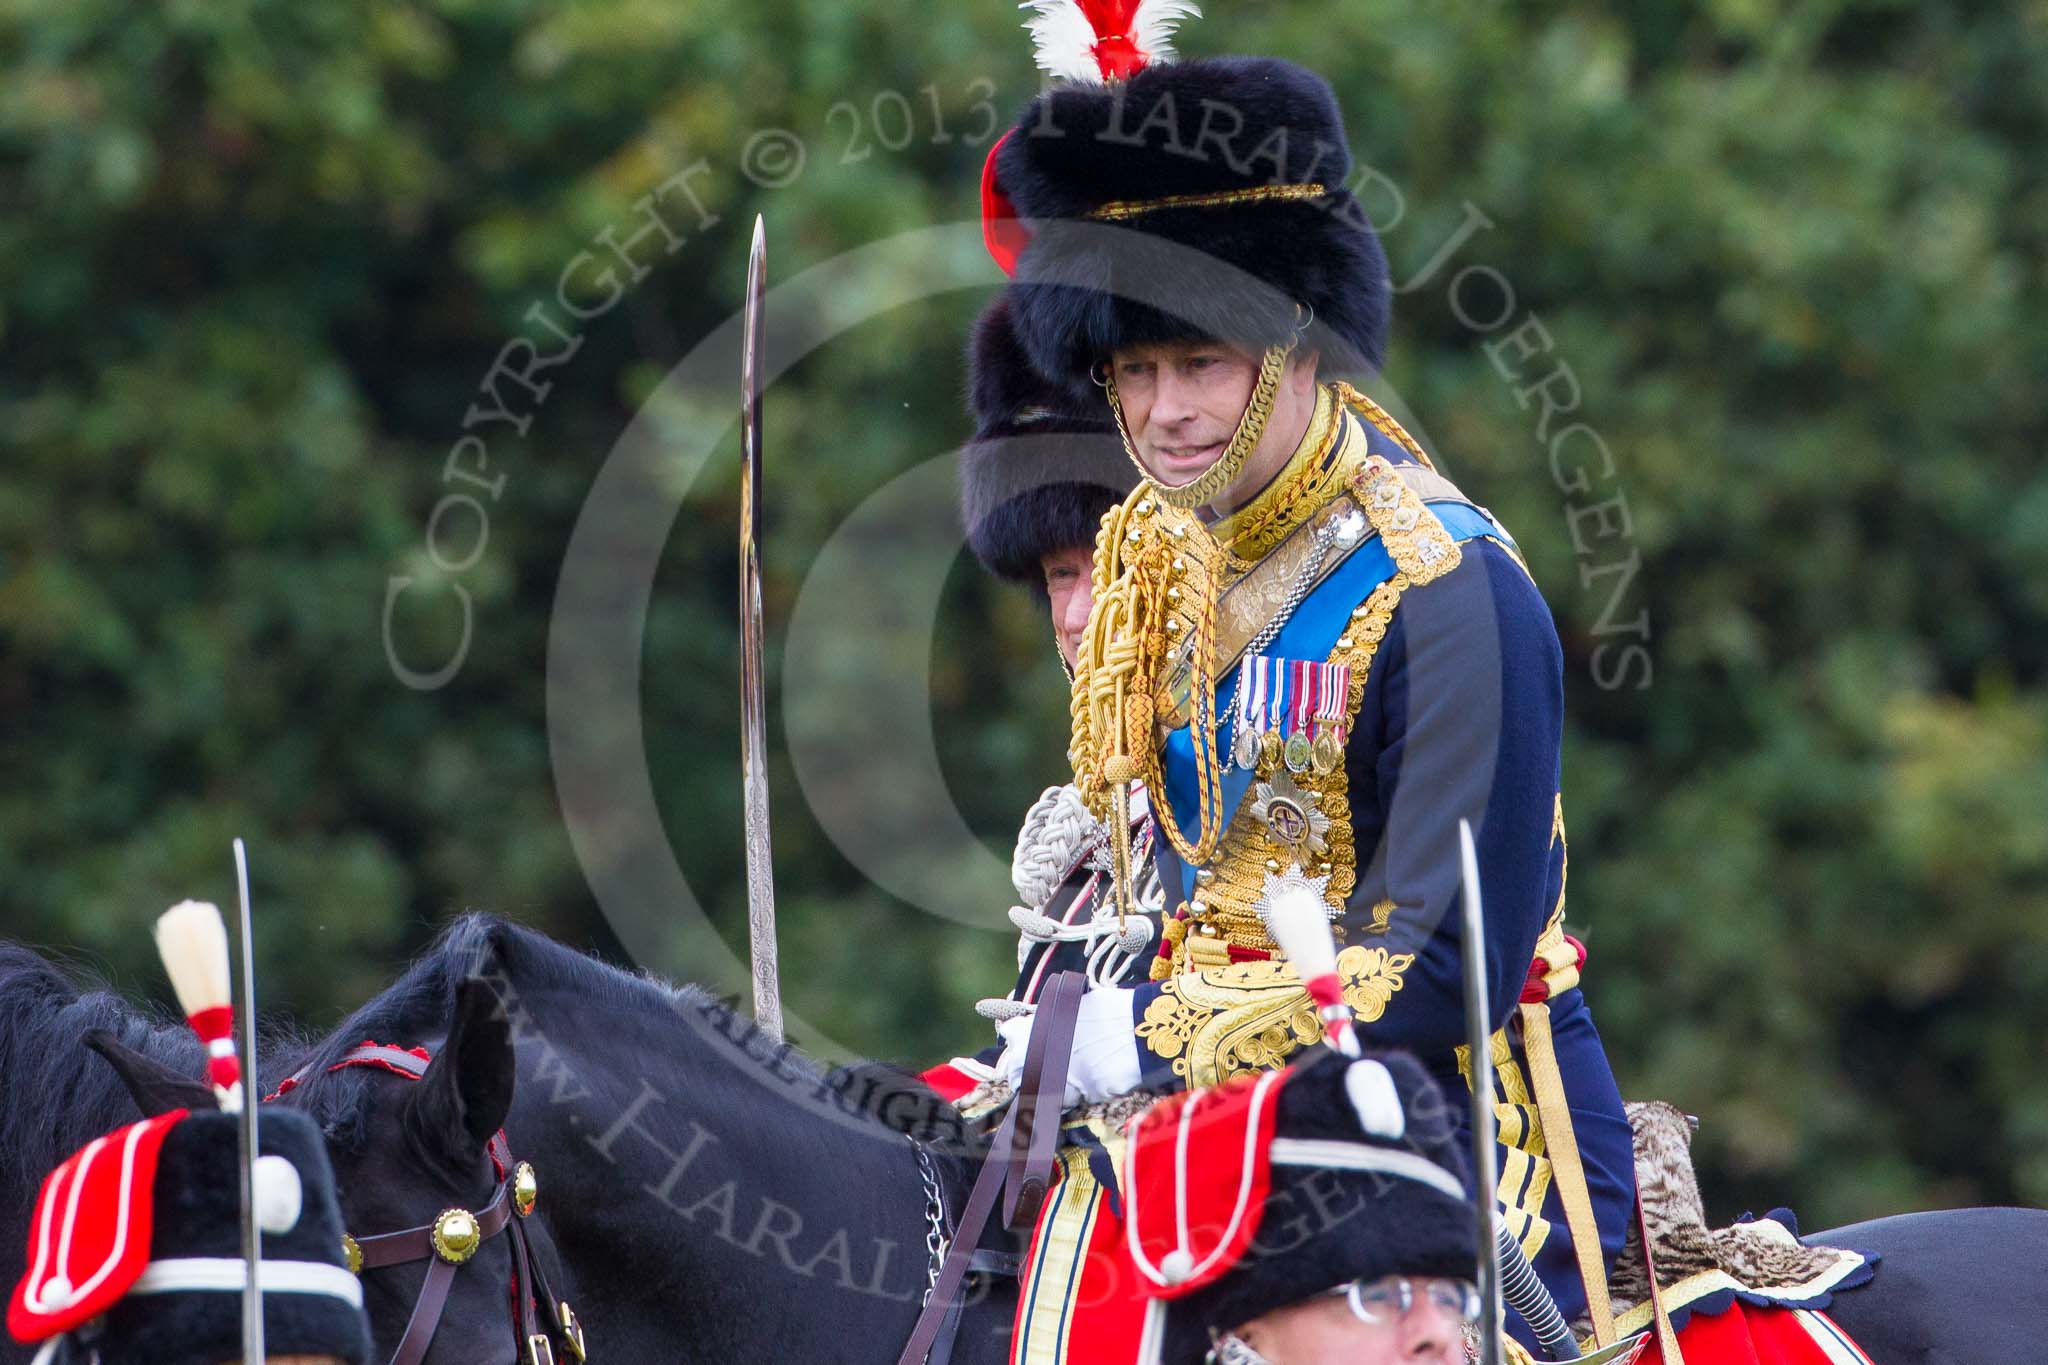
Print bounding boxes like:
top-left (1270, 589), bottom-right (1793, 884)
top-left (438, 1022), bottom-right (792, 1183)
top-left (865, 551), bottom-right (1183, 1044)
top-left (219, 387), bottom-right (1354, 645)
top-left (1330, 380), bottom-right (1437, 472)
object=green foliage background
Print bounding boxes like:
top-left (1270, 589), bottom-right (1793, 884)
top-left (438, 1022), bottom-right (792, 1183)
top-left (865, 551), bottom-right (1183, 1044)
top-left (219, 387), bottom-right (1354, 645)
top-left (2, 0), bottom-right (2043, 1228)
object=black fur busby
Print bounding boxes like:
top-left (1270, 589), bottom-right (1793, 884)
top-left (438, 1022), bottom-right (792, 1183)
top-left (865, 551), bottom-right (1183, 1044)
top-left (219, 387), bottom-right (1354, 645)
top-left (959, 293), bottom-right (1135, 588)
top-left (1160, 1050), bottom-right (1474, 1364)
top-left (96, 1109), bottom-right (371, 1365)
top-left (994, 56), bottom-right (1390, 397)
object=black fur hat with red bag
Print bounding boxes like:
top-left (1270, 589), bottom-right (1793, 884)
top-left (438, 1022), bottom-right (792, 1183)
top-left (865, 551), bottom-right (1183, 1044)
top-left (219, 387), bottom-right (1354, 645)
top-left (8, 1105), bottom-right (371, 1365)
top-left (978, 2), bottom-right (1392, 398)
top-left (8, 899), bottom-right (369, 1365)
top-left (1123, 1048), bottom-right (1475, 1364)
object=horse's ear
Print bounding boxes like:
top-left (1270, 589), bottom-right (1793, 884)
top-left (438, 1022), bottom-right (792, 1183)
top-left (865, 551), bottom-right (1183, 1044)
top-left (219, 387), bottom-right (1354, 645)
top-left (84, 1028), bottom-right (220, 1117)
top-left (407, 978), bottom-right (515, 1166)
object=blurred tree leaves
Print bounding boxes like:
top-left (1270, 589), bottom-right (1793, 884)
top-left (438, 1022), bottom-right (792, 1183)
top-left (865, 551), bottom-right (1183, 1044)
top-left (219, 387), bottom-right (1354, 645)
top-left (1, 0), bottom-right (2044, 1230)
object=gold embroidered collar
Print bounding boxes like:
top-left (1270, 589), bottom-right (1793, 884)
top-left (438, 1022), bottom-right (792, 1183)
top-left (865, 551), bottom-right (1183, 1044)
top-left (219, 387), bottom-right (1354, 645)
top-left (1209, 384), bottom-right (1352, 566)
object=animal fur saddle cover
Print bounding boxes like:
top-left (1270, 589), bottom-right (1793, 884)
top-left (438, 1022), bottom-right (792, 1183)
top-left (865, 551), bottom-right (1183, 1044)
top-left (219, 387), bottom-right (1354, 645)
top-left (1589, 1101), bottom-right (1872, 1331)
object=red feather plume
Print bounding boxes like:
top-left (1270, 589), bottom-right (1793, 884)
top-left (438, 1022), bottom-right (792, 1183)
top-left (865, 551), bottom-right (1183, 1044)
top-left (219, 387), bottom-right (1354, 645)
top-left (1021, 0), bottom-right (1201, 85)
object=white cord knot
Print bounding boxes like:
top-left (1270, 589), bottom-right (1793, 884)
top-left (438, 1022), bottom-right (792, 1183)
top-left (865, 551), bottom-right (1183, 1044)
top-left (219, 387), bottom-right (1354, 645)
top-left (1009, 905), bottom-right (1068, 941)
top-left (975, 997), bottom-right (1034, 1024)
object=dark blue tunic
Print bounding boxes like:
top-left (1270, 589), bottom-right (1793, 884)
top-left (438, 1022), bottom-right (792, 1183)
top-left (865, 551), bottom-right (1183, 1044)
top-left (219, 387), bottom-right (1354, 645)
top-left (1124, 410), bottom-right (1636, 1341)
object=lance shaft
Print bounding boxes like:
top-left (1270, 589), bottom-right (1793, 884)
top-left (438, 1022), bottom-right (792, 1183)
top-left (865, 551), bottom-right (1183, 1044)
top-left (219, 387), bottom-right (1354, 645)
top-left (1463, 822), bottom-right (1642, 1363)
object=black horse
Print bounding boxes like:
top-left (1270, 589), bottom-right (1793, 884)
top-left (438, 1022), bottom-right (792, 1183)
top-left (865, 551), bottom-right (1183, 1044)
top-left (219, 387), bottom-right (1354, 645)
top-left (317, 914), bottom-right (2048, 1364)
top-left (278, 912), bottom-right (1015, 1362)
top-left (0, 942), bottom-right (569, 1365)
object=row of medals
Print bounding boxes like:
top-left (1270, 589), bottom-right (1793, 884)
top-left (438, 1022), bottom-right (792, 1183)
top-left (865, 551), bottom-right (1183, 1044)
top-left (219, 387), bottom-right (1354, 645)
top-left (1232, 717), bottom-right (1344, 777)
top-left (1228, 720), bottom-right (1343, 773)
top-left (1228, 658), bottom-right (1347, 777)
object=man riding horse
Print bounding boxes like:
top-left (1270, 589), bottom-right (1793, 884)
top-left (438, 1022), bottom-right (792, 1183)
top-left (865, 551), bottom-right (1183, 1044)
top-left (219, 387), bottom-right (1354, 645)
top-left (955, 5), bottom-right (1638, 1352)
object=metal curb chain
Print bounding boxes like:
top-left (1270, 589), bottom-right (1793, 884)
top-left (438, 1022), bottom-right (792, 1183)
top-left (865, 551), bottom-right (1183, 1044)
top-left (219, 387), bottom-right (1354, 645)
top-left (911, 1135), bottom-right (949, 1305)
top-left (1242, 516), bottom-right (1341, 660)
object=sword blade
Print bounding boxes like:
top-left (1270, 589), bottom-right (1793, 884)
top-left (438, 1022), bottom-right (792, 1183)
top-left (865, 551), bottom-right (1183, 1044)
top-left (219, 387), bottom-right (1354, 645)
top-left (740, 214), bottom-right (785, 1043)
top-left (1459, 819), bottom-right (1503, 1365)
top-left (232, 837), bottom-right (264, 1363)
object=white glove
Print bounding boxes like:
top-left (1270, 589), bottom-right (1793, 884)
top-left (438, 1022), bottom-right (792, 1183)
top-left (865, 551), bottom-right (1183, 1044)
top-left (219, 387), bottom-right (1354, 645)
top-left (993, 986), bottom-right (1143, 1108)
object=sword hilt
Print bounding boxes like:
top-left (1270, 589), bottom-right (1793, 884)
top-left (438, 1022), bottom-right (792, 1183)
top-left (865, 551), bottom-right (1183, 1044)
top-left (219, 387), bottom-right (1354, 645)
top-left (1497, 1223), bottom-right (1579, 1359)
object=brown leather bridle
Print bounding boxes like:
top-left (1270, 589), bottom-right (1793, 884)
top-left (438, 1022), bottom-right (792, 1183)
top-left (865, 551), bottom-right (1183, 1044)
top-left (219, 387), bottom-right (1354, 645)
top-left (271, 1042), bottom-right (588, 1365)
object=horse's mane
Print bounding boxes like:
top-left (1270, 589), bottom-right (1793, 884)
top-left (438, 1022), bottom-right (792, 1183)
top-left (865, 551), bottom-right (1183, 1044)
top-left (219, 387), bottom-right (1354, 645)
top-left (282, 914), bottom-right (502, 1148)
top-left (0, 943), bottom-right (304, 1206)
top-left (287, 913), bottom-right (964, 1149)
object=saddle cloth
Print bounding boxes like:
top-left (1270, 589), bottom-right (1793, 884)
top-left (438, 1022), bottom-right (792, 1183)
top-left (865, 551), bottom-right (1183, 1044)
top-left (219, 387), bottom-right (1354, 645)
top-left (1659, 1302), bottom-right (1874, 1364)
top-left (1011, 1113), bottom-right (1146, 1365)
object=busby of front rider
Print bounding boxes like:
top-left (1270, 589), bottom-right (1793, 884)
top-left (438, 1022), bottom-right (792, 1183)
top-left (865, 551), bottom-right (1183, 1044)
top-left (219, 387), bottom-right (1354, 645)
top-left (8, 1103), bottom-right (370, 1365)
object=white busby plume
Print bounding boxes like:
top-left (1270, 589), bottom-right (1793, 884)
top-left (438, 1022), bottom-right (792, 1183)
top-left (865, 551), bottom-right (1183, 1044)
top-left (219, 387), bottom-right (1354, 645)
top-left (153, 900), bottom-right (244, 1111)
top-left (1020, 0), bottom-right (1201, 85)
top-left (1256, 865), bottom-right (1360, 1057)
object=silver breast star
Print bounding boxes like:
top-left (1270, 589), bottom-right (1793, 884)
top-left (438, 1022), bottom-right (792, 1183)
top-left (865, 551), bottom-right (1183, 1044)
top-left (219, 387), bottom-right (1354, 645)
top-left (1254, 862), bottom-right (1337, 931)
top-left (1248, 770), bottom-right (1330, 856)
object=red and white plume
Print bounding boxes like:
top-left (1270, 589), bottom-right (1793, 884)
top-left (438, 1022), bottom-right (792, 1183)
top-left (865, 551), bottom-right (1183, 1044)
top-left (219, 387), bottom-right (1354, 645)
top-left (1259, 869), bottom-right (1361, 1057)
top-left (1020, 0), bottom-right (1202, 84)
top-left (153, 900), bottom-right (244, 1112)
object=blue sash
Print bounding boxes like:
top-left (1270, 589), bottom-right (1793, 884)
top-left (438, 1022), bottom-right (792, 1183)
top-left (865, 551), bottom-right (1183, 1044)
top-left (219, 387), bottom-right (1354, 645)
top-left (1160, 500), bottom-right (1503, 899)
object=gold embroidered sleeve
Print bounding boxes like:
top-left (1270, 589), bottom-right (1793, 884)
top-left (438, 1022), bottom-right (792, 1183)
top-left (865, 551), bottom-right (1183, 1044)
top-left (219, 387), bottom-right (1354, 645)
top-left (1135, 945), bottom-right (1417, 1087)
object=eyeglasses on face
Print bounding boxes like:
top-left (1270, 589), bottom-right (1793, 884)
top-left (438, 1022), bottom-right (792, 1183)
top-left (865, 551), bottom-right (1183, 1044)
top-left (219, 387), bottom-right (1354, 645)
top-left (1204, 1276), bottom-right (1483, 1363)
top-left (1334, 1275), bottom-right (1482, 1328)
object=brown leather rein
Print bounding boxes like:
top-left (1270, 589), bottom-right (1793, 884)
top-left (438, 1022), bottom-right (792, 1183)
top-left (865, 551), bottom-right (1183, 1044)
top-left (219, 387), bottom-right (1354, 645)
top-left (268, 1042), bottom-right (588, 1365)
top-left (896, 971), bottom-right (1086, 1365)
